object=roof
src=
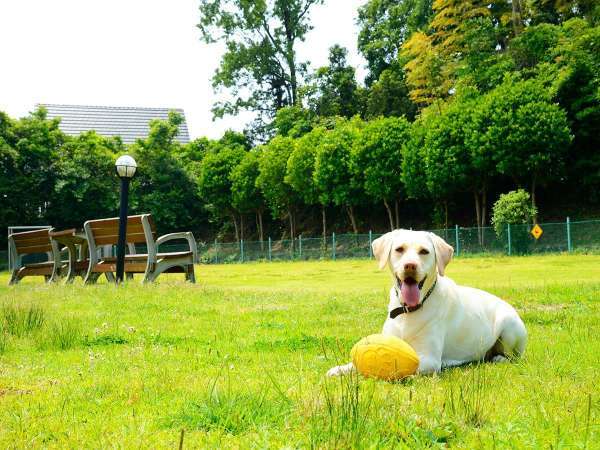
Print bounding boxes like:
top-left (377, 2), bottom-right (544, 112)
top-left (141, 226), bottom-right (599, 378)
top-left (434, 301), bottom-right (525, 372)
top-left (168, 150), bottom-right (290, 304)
top-left (39, 104), bottom-right (190, 144)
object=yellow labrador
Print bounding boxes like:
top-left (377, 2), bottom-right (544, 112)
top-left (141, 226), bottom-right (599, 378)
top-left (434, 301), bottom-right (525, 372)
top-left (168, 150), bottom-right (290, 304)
top-left (327, 230), bottom-right (527, 376)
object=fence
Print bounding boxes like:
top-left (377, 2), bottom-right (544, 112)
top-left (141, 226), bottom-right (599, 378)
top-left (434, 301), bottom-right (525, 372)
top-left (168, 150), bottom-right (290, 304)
top-left (2, 218), bottom-right (600, 270)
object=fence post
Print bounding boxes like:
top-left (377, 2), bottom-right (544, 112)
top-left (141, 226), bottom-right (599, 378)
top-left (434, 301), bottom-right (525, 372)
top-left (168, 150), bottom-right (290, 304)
top-left (240, 239), bottom-right (244, 263)
top-left (268, 237), bottom-right (272, 262)
top-left (368, 230), bottom-right (373, 258)
top-left (332, 232), bottom-right (336, 260)
top-left (299, 234), bottom-right (303, 259)
top-left (214, 239), bottom-right (218, 264)
top-left (507, 224), bottom-right (512, 256)
top-left (566, 216), bottom-right (572, 252)
top-left (455, 225), bottom-right (460, 257)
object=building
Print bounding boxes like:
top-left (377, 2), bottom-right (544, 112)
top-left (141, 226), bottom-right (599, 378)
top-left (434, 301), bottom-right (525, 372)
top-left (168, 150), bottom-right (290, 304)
top-left (39, 104), bottom-right (190, 144)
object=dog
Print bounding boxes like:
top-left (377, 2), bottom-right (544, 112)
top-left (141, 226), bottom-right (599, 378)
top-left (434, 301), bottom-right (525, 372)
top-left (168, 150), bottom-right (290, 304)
top-left (327, 229), bottom-right (527, 376)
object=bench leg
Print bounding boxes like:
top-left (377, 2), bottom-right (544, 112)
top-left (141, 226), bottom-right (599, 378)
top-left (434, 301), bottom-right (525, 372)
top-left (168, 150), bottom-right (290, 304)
top-left (105, 272), bottom-right (116, 283)
top-left (8, 270), bottom-right (20, 285)
top-left (84, 272), bottom-right (101, 285)
top-left (185, 265), bottom-right (196, 283)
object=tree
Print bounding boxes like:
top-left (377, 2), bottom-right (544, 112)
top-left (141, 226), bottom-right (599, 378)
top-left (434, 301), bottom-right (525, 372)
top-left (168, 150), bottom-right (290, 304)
top-left (4, 107), bottom-right (63, 226)
top-left (230, 150), bottom-right (266, 241)
top-left (309, 45), bottom-right (364, 119)
top-left (285, 127), bottom-right (327, 238)
top-left (353, 116), bottom-right (411, 230)
top-left (364, 63), bottom-right (417, 120)
top-left (357, 0), bottom-right (433, 84)
top-left (271, 105), bottom-right (315, 138)
top-left (401, 118), bottom-right (429, 202)
top-left (256, 135), bottom-right (299, 241)
top-left (314, 117), bottom-right (365, 233)
top-left (198, 0), bottom-right (324, 136)
top-left (196, 143), bottom-right (247, 241)
top-left (47, 132), bottom-right (122, 230)
top-left (474, 78), bottom-right (572, 214)
top-left (131, 111), bottom-right (206, 235)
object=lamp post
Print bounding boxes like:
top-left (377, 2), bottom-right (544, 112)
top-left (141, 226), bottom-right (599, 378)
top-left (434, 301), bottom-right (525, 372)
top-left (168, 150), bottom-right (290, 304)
top-left (115, 155), bottom-right (137, 283)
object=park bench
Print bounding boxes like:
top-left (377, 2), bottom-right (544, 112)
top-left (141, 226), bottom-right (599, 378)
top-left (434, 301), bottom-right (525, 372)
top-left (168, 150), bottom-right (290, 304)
top-left (83, 214), bottom-right (197, 284)
top-left (8, 229), bottom-right (63, 285)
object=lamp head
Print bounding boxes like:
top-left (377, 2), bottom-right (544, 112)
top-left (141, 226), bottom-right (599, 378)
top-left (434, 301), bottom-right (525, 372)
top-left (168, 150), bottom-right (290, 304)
top-left (115, 155), bottom-right (137, 179)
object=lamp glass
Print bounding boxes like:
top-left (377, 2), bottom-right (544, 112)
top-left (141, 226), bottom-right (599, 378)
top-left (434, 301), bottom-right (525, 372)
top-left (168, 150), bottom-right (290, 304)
top-left (115, 155), bottom-right (137, 179)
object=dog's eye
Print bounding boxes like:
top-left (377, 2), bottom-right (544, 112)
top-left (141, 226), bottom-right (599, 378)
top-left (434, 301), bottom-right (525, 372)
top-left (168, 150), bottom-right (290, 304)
top-left (395, 246), bottom-right (405, 253)
top-left (419, 248), bottom-right (430, 255)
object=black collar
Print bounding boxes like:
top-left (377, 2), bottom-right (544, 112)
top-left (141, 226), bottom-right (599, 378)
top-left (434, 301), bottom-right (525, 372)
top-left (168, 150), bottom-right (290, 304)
top-left (389, 277), bottom-right (437, 319)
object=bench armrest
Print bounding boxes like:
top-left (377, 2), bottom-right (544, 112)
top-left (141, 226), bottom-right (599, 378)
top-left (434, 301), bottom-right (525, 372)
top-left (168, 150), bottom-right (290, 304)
top-left (155, 232), bottom-right (198, 263)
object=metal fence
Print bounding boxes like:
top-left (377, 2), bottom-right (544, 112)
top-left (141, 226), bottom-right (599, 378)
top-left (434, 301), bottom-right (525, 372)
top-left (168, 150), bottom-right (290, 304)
top-left (2, 218), bottom-right (599, 270)
top-left (193, 218), bottom-right (600, 264)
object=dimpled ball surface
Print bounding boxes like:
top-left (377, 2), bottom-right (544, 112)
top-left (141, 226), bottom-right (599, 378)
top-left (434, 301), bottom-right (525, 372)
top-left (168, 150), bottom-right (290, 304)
top-left (350, 334), bottom-right (419, 381)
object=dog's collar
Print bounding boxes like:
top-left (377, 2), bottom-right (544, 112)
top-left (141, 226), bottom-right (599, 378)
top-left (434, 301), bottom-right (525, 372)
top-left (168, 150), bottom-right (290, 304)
top-left (389, 277), bottom-right (437, 319)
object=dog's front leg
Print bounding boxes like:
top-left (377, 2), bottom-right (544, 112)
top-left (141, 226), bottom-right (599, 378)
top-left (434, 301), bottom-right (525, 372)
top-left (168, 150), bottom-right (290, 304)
top-left (416, 356), bottom-right (442, 374)
top-left (326, 362), bottom-right (355, 377)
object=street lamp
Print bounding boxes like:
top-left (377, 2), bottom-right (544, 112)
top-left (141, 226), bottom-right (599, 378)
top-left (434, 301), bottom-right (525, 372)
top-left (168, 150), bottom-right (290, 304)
top-left (115, 155), bottom-right (137, 283)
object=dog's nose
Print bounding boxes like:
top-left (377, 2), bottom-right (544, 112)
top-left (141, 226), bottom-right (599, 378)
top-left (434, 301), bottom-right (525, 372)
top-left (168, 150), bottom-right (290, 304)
top-left (404, 262), bottom-right (417, 272)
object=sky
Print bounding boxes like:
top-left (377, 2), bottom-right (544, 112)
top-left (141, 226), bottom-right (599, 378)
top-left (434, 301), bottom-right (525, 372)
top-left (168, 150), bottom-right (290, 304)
top-left (0, 0), bottom-right (367, 140)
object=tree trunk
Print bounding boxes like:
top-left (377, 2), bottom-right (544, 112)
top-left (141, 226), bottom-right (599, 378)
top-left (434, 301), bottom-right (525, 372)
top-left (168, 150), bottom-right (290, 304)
top-left (231, 213), bottom-right (239, 242)
top-left (321, 205), bottom-right (327, 242)
top-left (257, 210), bottom-right (264, 243)
top-left (474, 190), bottom-right (482, 246)
top-left (346, 205), bottom-right (358, 234)
top-left (444, 201), bottom-right (449, 232)
top-left (511, 0), bottom-right (523, 35)
top-left (481, 187), bottom-right (487, 245)
top-left (394, 199), bottom-right (400, 229)
top-left (531, 175), bottom-right (538, 222)
top-left (383, 199), bottom-right (394, 231)
top-left (288, 208), bottom-right (295, 251)
top-left (240, 214), bottom-right (245, 241)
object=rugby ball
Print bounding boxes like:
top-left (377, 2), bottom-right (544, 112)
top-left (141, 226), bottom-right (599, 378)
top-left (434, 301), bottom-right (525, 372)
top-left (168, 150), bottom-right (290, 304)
top-left (350, 334), bottom-right (419, 381)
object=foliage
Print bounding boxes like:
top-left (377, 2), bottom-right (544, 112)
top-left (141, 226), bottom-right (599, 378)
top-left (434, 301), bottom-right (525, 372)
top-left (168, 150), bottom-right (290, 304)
top-left (131, 112), bottom-right (205, 233)
top-left (285, 127), bottom-right (324, 206)
top-left (198, 0), bottom-right (324, 137)
top-left (256, 135), bottom-right (298, 220)
top-left (353, 117), bottom-right (411, 229)
top-left (47, 132), bottom-right (121, 229)
top-left (491, 189), bottom-right (537, 237)
top-left (271, 105), bottom-right (315, 138)
top-left (308, 45), bottom-right (364, 119)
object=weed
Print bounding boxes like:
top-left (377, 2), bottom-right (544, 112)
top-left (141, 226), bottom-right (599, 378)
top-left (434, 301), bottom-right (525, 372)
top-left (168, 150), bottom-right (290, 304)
top-left (36, 320), bottom-right (83, 351)
top-left (2, 304), bottom-right (45, 337)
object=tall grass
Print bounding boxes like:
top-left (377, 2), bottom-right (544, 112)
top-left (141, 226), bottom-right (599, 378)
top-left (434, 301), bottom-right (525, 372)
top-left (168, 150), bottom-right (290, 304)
top-left (35, 319), bottom-right (83, 351)
top-left (2, 304), bottom-right (45, 337)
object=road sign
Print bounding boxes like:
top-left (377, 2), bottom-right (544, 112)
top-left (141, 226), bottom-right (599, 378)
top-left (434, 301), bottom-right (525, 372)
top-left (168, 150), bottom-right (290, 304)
top-left (531, 224), bottom-right (543, 240)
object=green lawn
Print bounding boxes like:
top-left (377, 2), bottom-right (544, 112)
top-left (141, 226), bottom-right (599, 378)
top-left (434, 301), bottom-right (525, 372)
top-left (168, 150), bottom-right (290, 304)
top-left (0, 255), bottom-right (598, 448)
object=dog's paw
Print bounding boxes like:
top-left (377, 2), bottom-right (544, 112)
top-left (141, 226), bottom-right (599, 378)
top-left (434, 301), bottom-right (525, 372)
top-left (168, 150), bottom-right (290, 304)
top-left (327, 365), bottom-right (344, 377)
top-left (491, 355), bottom-right (509, 363)
top-left (326, 363), bottom-right (354, 377)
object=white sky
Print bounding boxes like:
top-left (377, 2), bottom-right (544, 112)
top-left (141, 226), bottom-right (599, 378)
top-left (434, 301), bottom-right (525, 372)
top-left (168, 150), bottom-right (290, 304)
top-left (0, 0), bottom-right (367, 140)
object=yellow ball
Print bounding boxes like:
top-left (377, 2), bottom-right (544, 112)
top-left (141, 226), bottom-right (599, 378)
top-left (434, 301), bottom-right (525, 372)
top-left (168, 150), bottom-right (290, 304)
top-left (351, 334), bottom-right (419, 381)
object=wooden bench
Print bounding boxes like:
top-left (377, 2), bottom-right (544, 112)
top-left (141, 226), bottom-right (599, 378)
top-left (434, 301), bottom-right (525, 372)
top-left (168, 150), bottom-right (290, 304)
top-left (8, 229), bottom-right (63, 285)
top-left (83, 214), bottom-right (198, 284)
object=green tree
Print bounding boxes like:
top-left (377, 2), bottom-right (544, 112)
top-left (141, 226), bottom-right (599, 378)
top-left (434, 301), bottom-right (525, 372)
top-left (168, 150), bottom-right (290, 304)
top-left (401, 118), bottom-right (429, 202)
top-left (47, 132), bottom-right (122, 229)
top-left (475, 78), bottom-right (572, 214)
top-left (4, 108), bottom-right (63, 226)
top-left (314, 117), bottom-right (364, 234)
top-left (196, 143), bottom-right (247, 241)
top-left (131, 111), bottom-right (205, 235)
top-left (198, 0), bottom-right (324, 136)
top-left (357, 0), bottom-right (433, 84)
top-left (353, 116), bottom-right (411, 230)
top-left (285, 127), bottom-right (327, 238)
top-left (271, 105), bottom-right (315, 138)
top-left (256, 135), bottom-right (299, 241)
top-left (230, 150), bottom-right (266, 241)
top-left (309, 45), bottom-right (364, 118)
top-left (364, 64), bottom-right (417, 120)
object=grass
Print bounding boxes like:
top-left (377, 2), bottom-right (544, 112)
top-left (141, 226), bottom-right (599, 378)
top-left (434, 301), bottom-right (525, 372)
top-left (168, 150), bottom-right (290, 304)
top-left (0, 254), bottom-right (599, 448)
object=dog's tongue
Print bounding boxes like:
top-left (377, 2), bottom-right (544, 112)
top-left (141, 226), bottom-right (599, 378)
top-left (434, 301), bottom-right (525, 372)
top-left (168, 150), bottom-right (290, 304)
top-left (401, 281), bottom-right (420, 307)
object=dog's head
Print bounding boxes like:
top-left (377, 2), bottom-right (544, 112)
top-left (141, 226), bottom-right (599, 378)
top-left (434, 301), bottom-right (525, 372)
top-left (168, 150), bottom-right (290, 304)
top-left (371, 230), bottom-right (454, 307)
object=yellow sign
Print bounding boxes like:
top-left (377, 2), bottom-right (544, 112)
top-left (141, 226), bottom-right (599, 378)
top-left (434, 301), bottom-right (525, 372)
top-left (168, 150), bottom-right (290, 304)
top-left (531, 224), bottom-right (543, 240)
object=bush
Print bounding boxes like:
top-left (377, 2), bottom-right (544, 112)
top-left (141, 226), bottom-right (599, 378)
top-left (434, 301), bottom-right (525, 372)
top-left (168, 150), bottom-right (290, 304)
top-left (492, 190), bottom-right (537, 254)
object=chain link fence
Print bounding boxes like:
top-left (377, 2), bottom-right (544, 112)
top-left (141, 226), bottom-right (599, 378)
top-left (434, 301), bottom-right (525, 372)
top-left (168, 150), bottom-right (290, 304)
top-left (2, 218), bottom-right (599, 270)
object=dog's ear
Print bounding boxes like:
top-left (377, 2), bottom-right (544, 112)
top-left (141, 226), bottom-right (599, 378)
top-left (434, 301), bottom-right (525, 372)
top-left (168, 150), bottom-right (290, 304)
top-left (372, 232), bottom-right (394, 270)
top-left (429, 232), bottom-right (454, 276)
